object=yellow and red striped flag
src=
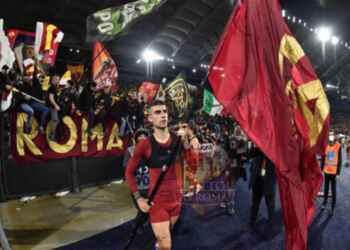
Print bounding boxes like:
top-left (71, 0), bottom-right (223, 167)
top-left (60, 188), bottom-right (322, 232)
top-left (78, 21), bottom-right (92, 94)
top-left (34, 22), bottom-right (64, 66)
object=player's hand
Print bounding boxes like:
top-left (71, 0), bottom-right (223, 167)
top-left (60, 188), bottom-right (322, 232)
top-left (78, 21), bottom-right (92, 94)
top-left (137, 197), bottom-right (152, 213)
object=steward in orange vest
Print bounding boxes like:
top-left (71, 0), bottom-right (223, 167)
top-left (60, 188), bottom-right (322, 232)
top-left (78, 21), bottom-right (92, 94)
top-left (323, 142), bottom-right (342, 175)
top-left (321, 135), bottom-right (342, 215)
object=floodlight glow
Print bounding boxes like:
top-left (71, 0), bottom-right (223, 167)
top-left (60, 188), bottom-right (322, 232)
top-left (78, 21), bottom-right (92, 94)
top-left (136, 59), bottom-right (142, 64)
top-left (331, 36), bottom-right (339, 45)
top-left (192, 68), bottom-right (197, 73)
top-left (326, 84), bottom-right (338, 90)
top-left (316, 27), bottom-right (332, 42)
top-left (282, 9), bottom-right (286, 17)
top-left (304, 22), bottom-right (307, 27)
top-left (142, 49), bottom-right (164, 62)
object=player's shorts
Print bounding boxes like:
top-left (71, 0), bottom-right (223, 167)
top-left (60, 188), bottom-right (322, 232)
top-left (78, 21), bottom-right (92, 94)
top-left (149, 201), bottom-right (182, 223)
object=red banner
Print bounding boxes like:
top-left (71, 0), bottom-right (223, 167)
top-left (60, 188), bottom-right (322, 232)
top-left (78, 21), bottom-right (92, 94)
top-left (11, 113), bottom-right (125, 164)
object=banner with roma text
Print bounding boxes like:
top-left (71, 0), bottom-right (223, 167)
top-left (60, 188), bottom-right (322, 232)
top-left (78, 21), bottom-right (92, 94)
top-left (11, 113), bottom-right (125, 164)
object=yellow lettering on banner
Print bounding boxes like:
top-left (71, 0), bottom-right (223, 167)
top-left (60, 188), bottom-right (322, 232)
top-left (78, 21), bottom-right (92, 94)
top-left (16, 113), bottom-right (42, 156)
top-left (81, 119), bottom-right (104, 152)
top-left (46, 116), bottom-right (77, 154)
top-left (81, 118), bottom-right (88, 152)
top-left (106, 123), bottom-right (123, 150)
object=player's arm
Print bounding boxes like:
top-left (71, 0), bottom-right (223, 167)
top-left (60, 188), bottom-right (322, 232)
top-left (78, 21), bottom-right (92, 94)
top-left (125, 139), bottom-right (152, 213)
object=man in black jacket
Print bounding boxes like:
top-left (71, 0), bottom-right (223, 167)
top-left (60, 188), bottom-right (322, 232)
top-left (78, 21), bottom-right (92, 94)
top-left (249, 146), bottom-right (277, 228)
top-left (78, 81), bottom-right (96, 134)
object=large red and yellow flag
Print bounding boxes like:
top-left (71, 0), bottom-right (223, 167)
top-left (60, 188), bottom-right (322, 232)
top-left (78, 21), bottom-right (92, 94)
top-left (208, 0), bottom-right (330, 249)
top-left (34, 22), bottom-right (64, 66)
top-left (92, 41), bottom-right (118, 91)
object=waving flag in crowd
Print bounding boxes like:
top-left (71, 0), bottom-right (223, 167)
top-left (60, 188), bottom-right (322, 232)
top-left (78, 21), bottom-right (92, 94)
top-left (208, 0), bottom-right (330, 249)
top-left (202, 86), bottom-right (223, 116)
top-left (7, 29), bottom-right (35, 49)
top-left (86, 0), bottom-right (166, 42)
top-left (34, 22), bottom-right (64, 66)
top-left (92, 41), bottom-right (118, 91)
top-left (7, 29), bottom-right (35, 75)
top-left (138, 81), bottom-right (160, 104)
top-left (0, 19), bottom-right (15, 70)
top-left (164, 74), bottom-right (191, 119)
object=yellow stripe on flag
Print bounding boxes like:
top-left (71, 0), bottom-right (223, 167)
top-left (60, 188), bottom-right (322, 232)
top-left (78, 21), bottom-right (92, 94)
top-left (44, 24), bottom-right (56, 51)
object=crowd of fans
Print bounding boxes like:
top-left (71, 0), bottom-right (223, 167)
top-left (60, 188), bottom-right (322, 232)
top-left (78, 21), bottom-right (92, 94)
top-left (1, 64), bottom-right (349, 216)
top-left (0, 65), bottom-right (146, 141)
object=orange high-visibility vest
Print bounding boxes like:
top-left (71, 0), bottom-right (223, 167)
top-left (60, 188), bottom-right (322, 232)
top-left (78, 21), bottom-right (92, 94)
top-left (324, 142), bottom-right (341, 175)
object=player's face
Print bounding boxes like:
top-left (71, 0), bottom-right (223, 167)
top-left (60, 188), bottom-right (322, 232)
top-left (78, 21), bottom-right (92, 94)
top-left (148, 105), bottom-right (168, 129)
